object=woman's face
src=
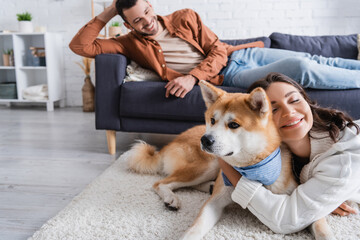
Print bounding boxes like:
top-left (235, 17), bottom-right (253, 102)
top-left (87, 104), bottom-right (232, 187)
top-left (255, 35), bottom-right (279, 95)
top-left (265, 82), bottom-right (313, 144)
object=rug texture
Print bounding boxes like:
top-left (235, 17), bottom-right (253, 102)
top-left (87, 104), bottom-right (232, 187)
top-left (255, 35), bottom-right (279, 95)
top-left (30, 156), bottom-right (360, 240)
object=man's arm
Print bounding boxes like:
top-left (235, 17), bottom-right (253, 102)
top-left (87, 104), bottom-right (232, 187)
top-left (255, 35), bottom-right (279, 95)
top-left (188, 10), bottom-right (228, 82)
top-left (164, 9), bottom-right (228, 98)
top-left (69, 0), bottom-right (124, 58)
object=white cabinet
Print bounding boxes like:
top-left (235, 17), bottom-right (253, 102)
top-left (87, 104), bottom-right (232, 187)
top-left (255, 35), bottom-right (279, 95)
top-left (0, 33), bottom-right (64, 111)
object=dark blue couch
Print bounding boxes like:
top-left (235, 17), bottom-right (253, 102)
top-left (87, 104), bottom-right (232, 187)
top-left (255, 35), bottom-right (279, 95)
top-left (95, 32), bottom-right (360, 154)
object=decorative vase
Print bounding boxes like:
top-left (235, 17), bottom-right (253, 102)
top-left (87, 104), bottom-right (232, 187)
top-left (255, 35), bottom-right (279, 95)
top-left (82, 75), bottom-right (95, 112)
top-left (18, 21), bottom-right (33, 33)
top-left (108, 26), bottom-right (122, 37)
top-left (2, 54), bottom-right (10, 66)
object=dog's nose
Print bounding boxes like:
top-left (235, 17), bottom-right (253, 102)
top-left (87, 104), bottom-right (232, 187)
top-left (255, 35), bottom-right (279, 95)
top-left (201, 134), bottom-right (215, 148)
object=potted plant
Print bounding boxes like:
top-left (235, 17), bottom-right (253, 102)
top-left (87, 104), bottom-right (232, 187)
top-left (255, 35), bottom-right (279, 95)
top-left (16, 11), bottom-right (33, 33)
top-left (108, 21), bottom-right (122, 37)
top-left (2, 49), bottom-right (14, 66)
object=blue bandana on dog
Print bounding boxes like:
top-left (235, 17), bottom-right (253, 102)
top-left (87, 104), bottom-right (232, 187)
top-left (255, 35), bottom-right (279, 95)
top-left (222, 147), bottom-right (281, 186)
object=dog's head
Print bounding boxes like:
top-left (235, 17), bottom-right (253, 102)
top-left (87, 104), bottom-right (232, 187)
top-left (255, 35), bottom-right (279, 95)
top-left (199, 80), bottom-right (280, 167)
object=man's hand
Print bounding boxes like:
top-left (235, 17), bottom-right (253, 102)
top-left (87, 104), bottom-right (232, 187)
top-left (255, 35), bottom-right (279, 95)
top-left (165, 75), bottom-right (197, 98)
top-left (332, 202), bottom-right (358, 216)
top-left (97, 0), bottom-right (118, 23)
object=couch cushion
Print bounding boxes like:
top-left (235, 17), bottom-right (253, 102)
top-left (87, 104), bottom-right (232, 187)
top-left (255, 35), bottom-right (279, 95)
top-left (269, 32), bottom-right (358, 59)
top-left (120, 81), bottom-right (360, 124)
top-left (307, 89), bottom-right (360, 120)
top-left (222, 36), bottom-right (271, 48)
top-left (119, 81), bottom-right (246, 121)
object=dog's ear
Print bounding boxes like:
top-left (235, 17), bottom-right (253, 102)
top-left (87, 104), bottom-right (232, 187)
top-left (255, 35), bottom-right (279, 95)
top-left (199, 80), bottom-right (226, 108)
top-left (247, 87), bottom-right (270, 117)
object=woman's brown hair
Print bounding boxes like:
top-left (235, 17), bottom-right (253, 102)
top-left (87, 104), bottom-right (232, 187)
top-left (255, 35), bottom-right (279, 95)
top-left (247, 72), bottom-right (359, 142)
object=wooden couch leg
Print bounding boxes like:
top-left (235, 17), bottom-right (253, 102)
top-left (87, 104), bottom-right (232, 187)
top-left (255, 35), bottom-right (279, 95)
top-left (106, 130), bottom-right (116, 155)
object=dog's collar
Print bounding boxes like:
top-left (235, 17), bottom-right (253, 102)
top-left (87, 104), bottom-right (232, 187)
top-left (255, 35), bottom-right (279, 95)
top-left (222, 147), bottom-right (282, 186)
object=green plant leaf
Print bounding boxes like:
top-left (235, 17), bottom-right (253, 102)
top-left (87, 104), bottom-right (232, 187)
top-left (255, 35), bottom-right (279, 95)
top-left (110, 21), bottom-right (120, 27)
top-left (16, 11), bottom-right (32, 21)
top-left (3, 49), bottom-right (13, 55)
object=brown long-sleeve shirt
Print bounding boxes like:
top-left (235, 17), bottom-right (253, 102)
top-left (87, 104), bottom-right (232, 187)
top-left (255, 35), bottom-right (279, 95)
top-left (69, 8), bottom-right (264, 85)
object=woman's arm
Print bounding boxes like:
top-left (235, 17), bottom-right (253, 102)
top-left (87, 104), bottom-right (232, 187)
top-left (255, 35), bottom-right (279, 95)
top-left (218, 158), bottom-right (242, 186)
top-left (229, 152), bottom-right (360, 234)
top-left (220, 158), bottom-right (357, 216)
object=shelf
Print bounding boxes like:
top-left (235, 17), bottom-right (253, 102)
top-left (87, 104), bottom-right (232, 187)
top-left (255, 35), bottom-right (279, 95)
top-left (19, 66), bottom-right (47, 70)
top-left (0, 66), bottom-right (15, 70)
top-left (0, 32), bottom-right (64, 111)
top-left (0, 99), bottom-right (48, 103)
top-left (0, 32), bottom-right (45, 35)
top-left (0, 67), bottom-right (46, 70)
top-left (14, 32), bottom-right (45, 36)
top-left (0, 33), bottom-right (14, 36)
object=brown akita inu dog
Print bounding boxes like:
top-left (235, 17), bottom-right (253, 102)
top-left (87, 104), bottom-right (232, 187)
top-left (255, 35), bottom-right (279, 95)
top-left (123, 80), bottom-right (334, 240)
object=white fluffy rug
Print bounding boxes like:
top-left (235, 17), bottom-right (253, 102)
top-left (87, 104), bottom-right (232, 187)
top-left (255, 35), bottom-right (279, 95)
top-left (30, 157), bottom-right (360, 240)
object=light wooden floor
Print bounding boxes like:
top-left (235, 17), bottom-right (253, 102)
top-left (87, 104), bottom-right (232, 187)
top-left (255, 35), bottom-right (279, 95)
top-left (0, 106), bottom-right (175, 240)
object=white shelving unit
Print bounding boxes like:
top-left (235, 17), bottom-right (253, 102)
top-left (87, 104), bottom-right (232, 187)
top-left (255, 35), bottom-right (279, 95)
top-left (0, 32), bottom-right (64, 111)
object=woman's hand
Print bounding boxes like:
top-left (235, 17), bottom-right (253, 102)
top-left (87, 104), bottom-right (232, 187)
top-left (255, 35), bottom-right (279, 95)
top-left (218, 158), bottom-right (242, 186)
top-left (332, 202), bottom-right (358, 216)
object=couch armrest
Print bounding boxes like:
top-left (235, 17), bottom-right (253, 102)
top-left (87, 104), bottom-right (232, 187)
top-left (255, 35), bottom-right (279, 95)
top-left (95, 54), bottom-right (128, 130)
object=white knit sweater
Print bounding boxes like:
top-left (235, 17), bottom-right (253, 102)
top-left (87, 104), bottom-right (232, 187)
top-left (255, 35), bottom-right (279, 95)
top-left (231, 120), bottom-right (360, 234)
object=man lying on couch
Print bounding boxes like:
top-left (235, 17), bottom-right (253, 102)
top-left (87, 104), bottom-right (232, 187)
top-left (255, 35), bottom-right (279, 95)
top-left (69, 0), bottom-right (360, 99)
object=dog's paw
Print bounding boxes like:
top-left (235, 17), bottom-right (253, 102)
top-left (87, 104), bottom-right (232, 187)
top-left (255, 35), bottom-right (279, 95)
top-left (164, 195), bottom-right (180, 211)
top-left (165, 202), bottom-right (179, 211)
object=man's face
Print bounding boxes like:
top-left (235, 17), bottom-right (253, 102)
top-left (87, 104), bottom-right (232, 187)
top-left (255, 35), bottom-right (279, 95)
top-left (123, 0), bottom-right (159, 37)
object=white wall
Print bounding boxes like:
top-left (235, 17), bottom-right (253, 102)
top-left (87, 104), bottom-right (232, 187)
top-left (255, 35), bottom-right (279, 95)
top-left (1, 0), bottom-right (359, 106)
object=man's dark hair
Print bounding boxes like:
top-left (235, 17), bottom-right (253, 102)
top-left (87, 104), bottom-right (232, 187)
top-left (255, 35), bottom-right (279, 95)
top-left (116, 0), bottom-right (139, 22)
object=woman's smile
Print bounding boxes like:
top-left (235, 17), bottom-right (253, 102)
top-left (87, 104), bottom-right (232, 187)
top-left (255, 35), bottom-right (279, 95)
top-left (281, 118), bottom-right (303, 129)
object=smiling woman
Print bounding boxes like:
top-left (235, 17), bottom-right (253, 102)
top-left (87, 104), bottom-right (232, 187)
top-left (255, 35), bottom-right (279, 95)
top-left (217, 72), bottom-right (360, 236)
top-left (248, 72), bottom-right (359, 146)
top-left (264, 81), bottom-right (314, 157)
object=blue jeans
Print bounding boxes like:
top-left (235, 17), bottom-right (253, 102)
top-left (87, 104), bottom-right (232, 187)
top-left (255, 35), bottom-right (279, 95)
top-left (221, 48), bottom-right (360, 89)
